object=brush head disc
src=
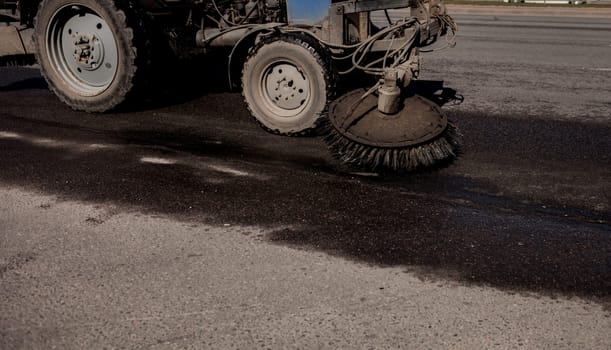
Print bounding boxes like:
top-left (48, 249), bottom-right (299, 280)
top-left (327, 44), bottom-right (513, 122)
top-left (324, 88), bottom-right (460, 172)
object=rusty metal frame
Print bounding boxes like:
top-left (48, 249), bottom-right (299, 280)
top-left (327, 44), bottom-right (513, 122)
top-left (327, 0), bottom-right (425, 45)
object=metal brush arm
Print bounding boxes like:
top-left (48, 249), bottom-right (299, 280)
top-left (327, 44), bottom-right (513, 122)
top-left (331, 0), bottom-right (418, 13)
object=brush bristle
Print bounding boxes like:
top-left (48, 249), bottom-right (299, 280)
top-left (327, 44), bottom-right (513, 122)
top-left (321, 119), bottom-right (461, 172)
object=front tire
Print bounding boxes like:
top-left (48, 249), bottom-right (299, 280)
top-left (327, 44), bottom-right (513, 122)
top-left (242, 35), bottom-right (335, 136)
top-left (34, 0), bottom-right (146, 112)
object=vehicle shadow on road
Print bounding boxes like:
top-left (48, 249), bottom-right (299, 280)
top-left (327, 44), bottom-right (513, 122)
top-left (120, 52), bottom-right (240, 113)
top-left (0, 77), bottom-right (48, 91)
top-left (1, 86), bottom-right (609, 308)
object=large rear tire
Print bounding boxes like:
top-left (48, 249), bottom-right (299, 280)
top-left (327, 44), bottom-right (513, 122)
top-left (34, 0), bottom-right (147, 112)
top-left (242, 35), bottom-right (335, 136)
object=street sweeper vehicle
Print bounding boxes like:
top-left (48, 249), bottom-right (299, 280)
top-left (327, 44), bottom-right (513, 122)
top-left (0, 0), bottom-right (458, 171)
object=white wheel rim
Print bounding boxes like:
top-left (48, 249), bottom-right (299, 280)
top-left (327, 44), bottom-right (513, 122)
top-left (260, 61), bottom-right (310, 118)
top-left (47, 5), bottom-right (119, 96)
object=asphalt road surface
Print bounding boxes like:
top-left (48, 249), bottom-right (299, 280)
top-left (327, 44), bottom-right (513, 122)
top-left (1, 10), bottom-right (611, 350)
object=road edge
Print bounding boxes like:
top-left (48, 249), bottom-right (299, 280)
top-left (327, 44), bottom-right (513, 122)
top-left (446, 4), bottom-right (611, 17)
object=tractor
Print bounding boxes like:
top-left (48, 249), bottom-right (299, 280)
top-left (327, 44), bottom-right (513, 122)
top-left (0, 0), bottom-right (458, 171)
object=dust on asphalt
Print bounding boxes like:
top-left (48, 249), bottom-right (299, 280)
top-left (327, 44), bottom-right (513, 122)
top-left (1, 71), bottom-right (610, 307)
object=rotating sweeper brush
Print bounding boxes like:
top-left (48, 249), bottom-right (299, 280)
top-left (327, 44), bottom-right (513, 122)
top-left (324, 71), bottom-right (460, 172)
top-left (321, 7), bottom-right (460, 172)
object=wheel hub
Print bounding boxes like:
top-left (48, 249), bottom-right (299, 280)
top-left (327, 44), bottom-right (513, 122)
top-left (72, 33), bottom-right (104, 71)
top-left (264, 63), bottom-right (309, 111)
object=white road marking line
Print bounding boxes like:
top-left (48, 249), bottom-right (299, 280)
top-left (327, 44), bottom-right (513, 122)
top-left (140, 157), bottom-right (177, 165)
top-left (0, 131), bottom-right (22, 139)
top-left (1, 131), bottom-right (122, 152)
top-left (1, 130), bottom-right (265, 179)
top-left (204, 140), bottom-right (223, 145)
top-left (591, 68), bottom-right (611, 72)
top-left (208, 164), bottom-right (251, 177)
top-left (350, 172), bottom-right (380, 177)
top-left (84, 143), bottom-right (119, 151)
top-left (31, 138), bottom-right (68, 147)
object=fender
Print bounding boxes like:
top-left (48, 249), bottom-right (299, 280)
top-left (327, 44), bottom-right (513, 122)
top-left (226, 24), bottom-right (282, 90)
top-left (226, 25), bottom-right (328, 90)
